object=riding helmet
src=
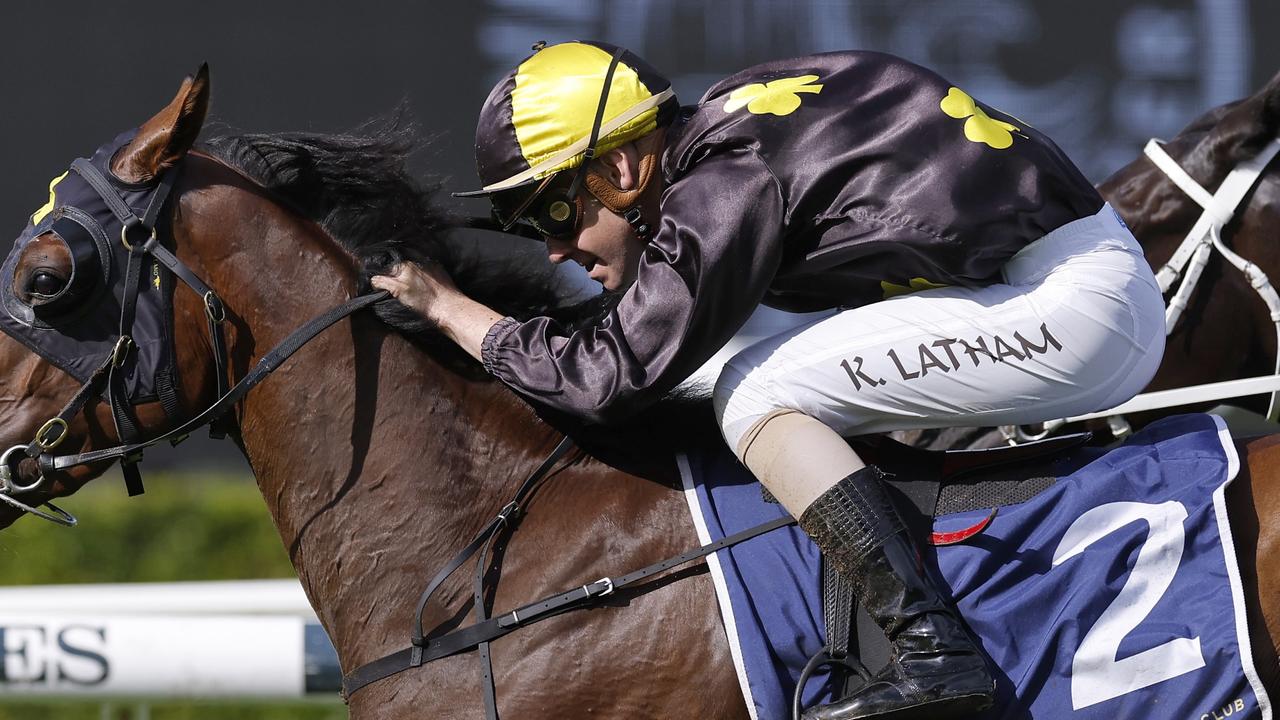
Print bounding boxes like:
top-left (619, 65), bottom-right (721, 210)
top-left (455, 40), bottom-right (679, 234)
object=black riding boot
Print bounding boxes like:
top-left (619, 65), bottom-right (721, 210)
top-left (797, 467), bottom-right (995, 720)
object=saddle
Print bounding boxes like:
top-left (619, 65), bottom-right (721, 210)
top-left (805, 430), bottom-right (1098, 691)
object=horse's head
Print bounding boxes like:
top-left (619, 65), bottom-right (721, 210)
top-left (1098, 70), bottom-right (1280, 402)
top-left (0, 67), bottom-right (212, 528)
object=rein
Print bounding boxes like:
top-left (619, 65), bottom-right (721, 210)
top-left (46, 292), bottom-right (387, 470)
top-left (0, 154), bottom-right (388, 526)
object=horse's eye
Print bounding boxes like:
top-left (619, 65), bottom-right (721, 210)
top-left (29, 270), bottom-right (67, 298)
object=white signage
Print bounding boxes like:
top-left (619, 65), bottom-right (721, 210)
top-left (0, 615), bottom-right (308, 697)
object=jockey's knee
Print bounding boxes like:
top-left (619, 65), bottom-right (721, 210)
top-left (713, 367), bottom-right (868, 515)
top-left (713, 356), bottom-right (791, 462)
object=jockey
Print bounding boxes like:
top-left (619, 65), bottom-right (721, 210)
top-left (373, 41), bottom-right (1165, 719)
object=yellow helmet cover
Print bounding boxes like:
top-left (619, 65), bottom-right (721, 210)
top-left (462, 41), bottom-right (678, 197)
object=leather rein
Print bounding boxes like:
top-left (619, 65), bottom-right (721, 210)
top-left (0, 154), bottom-right (386, 526)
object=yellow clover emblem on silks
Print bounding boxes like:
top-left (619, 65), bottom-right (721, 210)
top-left (724, 75), bottom-right (823, 116)
top-left (881, 277), bottom-right (949, 299)
top-left (30, 171), bottom-right (68, 225)
top-left (940, 87), bottom-right (1020, 150)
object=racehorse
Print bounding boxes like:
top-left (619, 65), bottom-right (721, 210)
top-left (0, 69), bottom-right (1275, 718)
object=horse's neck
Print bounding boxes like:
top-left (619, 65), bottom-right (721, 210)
top-left (183, 171), bottom-right (562, 659)
top-left (243, 323), bottom-right (557, 659)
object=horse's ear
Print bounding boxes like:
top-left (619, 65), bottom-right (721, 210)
top-left (112, 64), bottom-right (211, 183)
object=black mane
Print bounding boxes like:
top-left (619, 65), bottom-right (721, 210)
top-left (200, 119), bottom-right (601, 339)
top-left (200, 118), bottom-right (717, 454)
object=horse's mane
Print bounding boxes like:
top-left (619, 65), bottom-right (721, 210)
top-left (197, 118), bottom-right (716, 454)
top-left (199, 118), bottom-right (613, 342)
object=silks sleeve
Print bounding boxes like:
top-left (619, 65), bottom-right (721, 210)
top-left (481, 147), bottom-right (785, 425)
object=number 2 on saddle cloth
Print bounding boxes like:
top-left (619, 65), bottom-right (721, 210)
top-left (681, 413), bottom-right (1271, 719)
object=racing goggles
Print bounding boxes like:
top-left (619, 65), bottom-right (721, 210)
top-left (490, 171), bottom-right (588, 242)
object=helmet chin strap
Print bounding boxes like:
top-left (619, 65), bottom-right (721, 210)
top-left (620, 206), bottom-right (653, 241)
top-left (560, 45), bottom-right (663, 243)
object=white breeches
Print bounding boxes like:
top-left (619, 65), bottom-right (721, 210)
top-left (713, 204), bottom-right (1166, 453)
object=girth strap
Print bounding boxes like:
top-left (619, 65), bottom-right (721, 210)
top-left (343, 512), bottom-right (796, 699)
top-left (411, 437), bottom-right (576, 652)
top-left (434, 435), bottom-right (574, 720)
top-left (475, 520), bottom-right (503, 720)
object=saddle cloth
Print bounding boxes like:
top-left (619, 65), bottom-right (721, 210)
top-left (677, 413), bottom-right (1273, 720)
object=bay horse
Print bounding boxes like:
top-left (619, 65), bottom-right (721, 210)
top-left (0, 69), bottom-right (1276, 718)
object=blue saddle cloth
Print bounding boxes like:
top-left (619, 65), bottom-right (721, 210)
top-left (677, 413), bottom-right (1273, 720)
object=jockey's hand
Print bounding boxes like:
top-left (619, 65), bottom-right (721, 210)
top-left (371, 261), bottom-right (502, 364)
top-left (371, 260), bottom-right (460, 327)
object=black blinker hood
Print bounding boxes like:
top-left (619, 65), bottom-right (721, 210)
top-left (0, 129), bottom-right (180, 412)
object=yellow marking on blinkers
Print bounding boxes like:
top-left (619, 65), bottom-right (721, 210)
top-left (31, 171), bottom-right (69, 225)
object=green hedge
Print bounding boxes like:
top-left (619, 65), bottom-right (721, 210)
top-left (0, 471), bottom-right (344, 719)
top-left (0, 470), bottom-right (295, 585)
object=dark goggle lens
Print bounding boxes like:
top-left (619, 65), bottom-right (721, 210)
top-left (531, 196), bottom-right (581, 239)
top-left (491, 178), bottom-right (582, 241)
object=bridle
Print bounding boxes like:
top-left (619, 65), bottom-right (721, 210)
top-left (1144, 136), bottom-right (1280, 420)
top-left (0, 147), bottom-right (386, 526)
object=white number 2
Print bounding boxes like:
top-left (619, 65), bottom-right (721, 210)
top-left (1051, 501), bottom-right (1206, 709)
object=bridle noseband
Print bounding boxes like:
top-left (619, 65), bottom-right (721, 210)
top-left (0, 145), bottom-right (384, 527)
